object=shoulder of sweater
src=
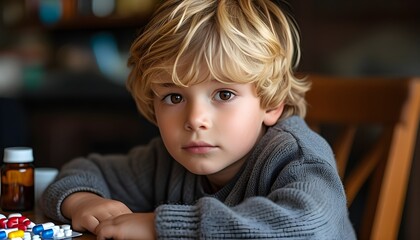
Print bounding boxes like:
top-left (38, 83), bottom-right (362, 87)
top-left (266, 116), bottom-right (335, 165)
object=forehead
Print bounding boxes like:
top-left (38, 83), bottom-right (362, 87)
top-left (151, 59), bottom-right (222, 87)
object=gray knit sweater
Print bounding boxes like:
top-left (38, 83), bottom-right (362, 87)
top-left (41, 116), bottom-right (356, 239)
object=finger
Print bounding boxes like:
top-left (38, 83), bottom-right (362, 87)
top-left (95, 219), bottom-right (119, 240)
top-left (72, 215), bottom-right (100, 233)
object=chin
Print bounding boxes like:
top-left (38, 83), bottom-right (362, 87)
top-left (186, 166), bottom-right (219, 176)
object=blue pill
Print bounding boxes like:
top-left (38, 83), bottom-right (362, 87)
top-left (40, 229), bottom-right (54, 239)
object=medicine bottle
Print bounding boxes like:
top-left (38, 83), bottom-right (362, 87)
top-left (1, 147), bottom-right (35, 211)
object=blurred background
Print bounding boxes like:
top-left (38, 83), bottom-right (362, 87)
top-left (0, 0), bottom-right (419, 239)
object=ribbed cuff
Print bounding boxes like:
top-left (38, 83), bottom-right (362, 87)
top-left (155, 204), bottom-right (200, 239)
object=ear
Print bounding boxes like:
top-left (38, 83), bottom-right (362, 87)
top-left (263, 103), bottom-right (284, 126)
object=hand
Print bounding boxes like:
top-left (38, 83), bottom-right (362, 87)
top-left (61, 192), bottom-right (132, 233)
top-left (95, 212), bottom-right (156, 240)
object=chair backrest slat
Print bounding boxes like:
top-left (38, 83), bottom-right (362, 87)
top-left (305, 75), bottom-right (420, 240)
top-left (333, 126), bottom-right (356, 178)
top-left (306, 76), bottom-right (410, 124)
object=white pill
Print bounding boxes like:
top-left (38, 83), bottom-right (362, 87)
top-left (64, 229), bottom-right (73, 237)
top-left (8, 213), bottom-right (22, 218)
top-left (61, 224), bottom-right (71, 230)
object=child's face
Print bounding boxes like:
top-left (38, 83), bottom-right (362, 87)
top-left (153, 79), bottom-right (279, 187)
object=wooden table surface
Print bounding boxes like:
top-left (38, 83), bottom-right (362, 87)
top-left (1, 206), bottom-right (95, 239)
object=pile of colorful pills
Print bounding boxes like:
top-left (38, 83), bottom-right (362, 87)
top-left (0, 213), bottom-right (81, 240)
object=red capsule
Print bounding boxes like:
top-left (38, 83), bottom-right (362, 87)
top-left (17, 216), bottom-right (28, 223)
top-left (0, 218), bottom-right (8, 228)
top-left (16, 224), bottom-right (27, 231)
top-left (6, 217), bottom-right (18, 228)
top-left (22, 220), bottom-right (31, 226)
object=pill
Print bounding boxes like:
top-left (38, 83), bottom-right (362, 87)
top-left (0, 215), bottom-right (5, 219)
top-left (40, 226), bottom-right (62, 239)
top-left (55, 230), bottom-right (65, 238)
top-left (0, 219), bottom-right (8, 228)
top-left (22, 220), bottom-right (31, 226)
top-left (16, 223), bottom-right (27, 231)
top-left (32, 222), bottom-right (55, 234)
top-left (8, 229), bottom-right (24, 239)
top-left (40, 228), bottom-right (55, 239)
top-left (17, 216), bottom-right (28, 223)
top-left (0, 228), bottom-right (18, 238)
top-left (64, 229), bottom-right (73, 237)
top-left (27, 222), bottom-right (35, 229)
top-left (8, 213), bottom-right (22, 218)
top-left (7, 217), bottom-right (19, 228)
top-left (22, 232), bottom-right (31, 240)
top-left (61, 224), bottom-right (71, 230)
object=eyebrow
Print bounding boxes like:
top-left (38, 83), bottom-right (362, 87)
top-left (154, 82), bottom-right (178, 88)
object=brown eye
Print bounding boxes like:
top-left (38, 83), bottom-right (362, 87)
top-left (163, 94), bottom-right (183, 104)
top-left (215, 91), bottom-right (234, 101)
top-left (171, 94), bottom-right (182, 103)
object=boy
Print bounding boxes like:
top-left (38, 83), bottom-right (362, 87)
top-left (41, 0), bottom-right (356, 239)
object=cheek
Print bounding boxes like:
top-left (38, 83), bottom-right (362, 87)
top-left (219, 106), bottom-right (265, 140)
top-left (222, 118), bottom-right (263, 161)
top-left (156, 113), bottom-right (178, 138)
top-left (156, 116), bottom-right (180, 155)
top-left (232, 101), bottom-right (265, 125)
top-left (155, 106), bottom-right (186, 143)
top-left (155, 107), bottom-right (174, 137)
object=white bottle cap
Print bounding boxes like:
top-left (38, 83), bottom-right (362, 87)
top-left (3, 147), bottom-right (34, 163)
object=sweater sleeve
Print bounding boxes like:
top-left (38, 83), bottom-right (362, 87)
top-left (40, 137), bottom-right (172, 223)
top-left (155, 160), bottom-right (354, 239)
top-left (40, 155), bottom-right (111, 223)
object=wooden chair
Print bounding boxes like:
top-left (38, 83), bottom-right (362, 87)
top-left (304, 75), bottom-right (420, 240)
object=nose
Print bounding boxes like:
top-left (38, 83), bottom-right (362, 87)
top-left (184, 101), bottom-right (211, 131)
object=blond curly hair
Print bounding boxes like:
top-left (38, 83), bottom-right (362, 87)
top-left (127, 0), bottom-right (310, 124)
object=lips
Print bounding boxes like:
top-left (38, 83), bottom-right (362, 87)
top-left (182, 141), bottom-right (217, 154)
